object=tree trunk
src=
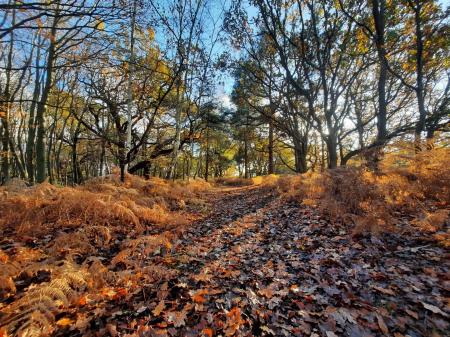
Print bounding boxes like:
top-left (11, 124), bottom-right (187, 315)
top-left (244, 109), bottom-right (250, 179)
top-left (118, 142), bottom-right (126, 182)
top-left (187, 140), bottom-right (194, 181)
top-left (26, 37), bottom-right (42, 184)
top-left (99, 139), bottom-right (106, 176)
top-left (368, 0), bottom-right (388, 171)
top-left (204, 128), bottom-right (210, 181)
top-left (71, 143), bottom-right (79, 185)
top-left (15, 108), bottom-right (27, 179)
top-left (338, 137), bottom-right (344, 166)
top-left (47, 122), bottom-right (55, 183)
top-left (294, 148), bottom-right (307, 173)
top-left (36, 13), bottom-right (58, 183)
top-left (195, 147), bottom-right (201, 179)
top-left (372, 0), bottom-right (388, 144)
top-left (244, 137), bottom-right (249, 178)
top-left (268, 118), bottom-right (274, 174)
top-left (412, 0), bottom-right (426, 150)
top-left (293, 136), bottom-right (308, 174)
top-left (170, 79), bottom-right (183, 179)
top-left (1, 109), bottom-right (10, 184)
top-left (125, 0), bottom-right (137, 174)
top-left (1, 8), bottom-right (15, 184)
top-left (143, 162), bottom-right (151, 180)
top-left (8, 138), bottom-right (26, 179)
top-left (326, 133), bottom-right (338, 169)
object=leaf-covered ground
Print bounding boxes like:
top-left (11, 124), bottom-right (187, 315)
top-left (50, 184), bottom-right (448, 337)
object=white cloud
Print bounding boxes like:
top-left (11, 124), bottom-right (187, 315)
top-left (217, 93), bottom-right (235, 110)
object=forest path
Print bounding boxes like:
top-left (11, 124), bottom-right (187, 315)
top-left (134, 185), bottom-right (448, 337)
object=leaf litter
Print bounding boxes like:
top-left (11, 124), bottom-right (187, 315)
top-left (1, 183), bottom-right (448, 337)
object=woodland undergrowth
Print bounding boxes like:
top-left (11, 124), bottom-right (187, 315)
top-left (0, 175), bottom-right (211, 337)
top-left (277, 144), bottom-right (450, 245)
top-left (0, 145), bottom-right (449, 337)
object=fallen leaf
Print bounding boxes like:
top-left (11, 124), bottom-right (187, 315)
top-left (421, 302), bottom-right (448, 317)
top-left (258, 287), bottom-right (274, 298)
top-left (0, 251), bottom-right (8, 263)
top-left (165, 309), bottom-right (188, 328)
top-left (202, 328), bottom-right (213, 337)
top-left (193, 268), bottom-right (213, 283)
top-left (100, 287), bottom-right (116, 299)
top-left (78, 295), bottom-right (87, 306)
top-left (191, 289), bottom-right (209, 303)
top-left (225, 307), bottom-right (245, 336)
top-left (153, 300), bottom-right (165, 316)
top-left (405, 309), bottom-right (419, 319)
top-left (56, 317), bottom-right (74, 326)
top-left (290, 284), bottom-right (300, 293)
top-left (261, 326), bottom-right (275, 334)
top-left (136, 305), bottom-right (147, 314)
top-left (338, 308), bottom-right (357, 324)
top-left (74, 314), bottom-right (91, 331)
top-left (372, 286), bottom-right (395, 296)
top-left (113, 287), bottom-right (128, 300)
top-left (107, 323), bottom-right (118, 337)
top-left (376, 313), bottom-right (389, 334)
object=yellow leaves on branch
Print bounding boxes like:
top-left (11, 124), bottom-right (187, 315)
top-left (402, 60), bottom-right (416, 72)
top-left (95, 17), bottom-right (105, 31)
top-left (148, 27), bottom-right (155, 41)
top-left (156, 61), bottom-right (171, 78)
top-left (35, 18), bottom-right (43, 28)
top-left (355, 28), bottom-right (369, 54)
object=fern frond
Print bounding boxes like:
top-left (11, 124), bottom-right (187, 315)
top-left (81, 225), bottom-right (111, 245)
top-left (16, 310), bottom-right (53, 337)
top-left (0, 260), bottom-right (89, 337)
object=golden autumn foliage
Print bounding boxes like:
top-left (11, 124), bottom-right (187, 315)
top-left (0, 174), bottom-right (212, 337)
top-left (0, 173), bottom-right (212, 236)
top-left (277, 145), bottom-right (450, 242)
top-left (215, 174), bottom-right (279, 187)
top-left (1, 146), bottom-right (449, 336)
